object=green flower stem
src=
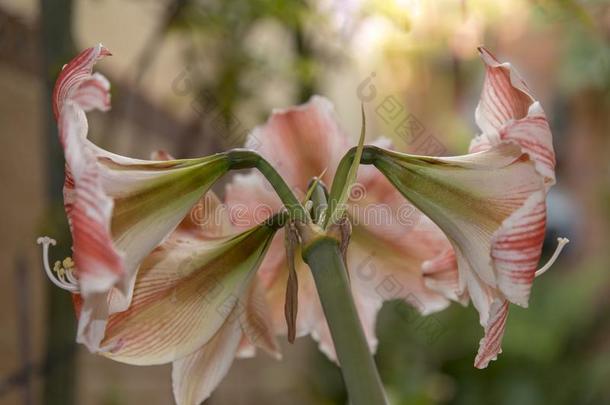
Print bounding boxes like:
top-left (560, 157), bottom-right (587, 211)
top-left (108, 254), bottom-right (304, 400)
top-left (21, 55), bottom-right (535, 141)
top-left (302, 236), bottom-right (388, 405)
top-left (227, 149), bottom-right (308, 222)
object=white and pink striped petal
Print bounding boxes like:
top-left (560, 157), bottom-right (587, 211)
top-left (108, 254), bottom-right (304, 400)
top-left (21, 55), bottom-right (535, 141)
top-left (100, 223), bottom-right (276, 365)
top-left (246, 96), bottom-right (351, 195)
top-left (474, 47), bottom-right (534, 136)
top-left (472, 47), bottom-right (556, 190)
top-left (170, 273), bottom-right (279, 405)
top-left (376, 140), bottom-right (550, 366)
top-left (474, 299), bottom-right (509, 369)
top-left (171, 310), bottom-right (243, 405)
top-left (51, 46), bottom-right (231, 350)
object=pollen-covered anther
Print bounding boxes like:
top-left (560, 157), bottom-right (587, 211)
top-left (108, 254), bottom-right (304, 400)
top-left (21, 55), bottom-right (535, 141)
top-left (535, 237), bottom-right (570, 277)
top-left (37, 236), bottom-right (79, 292)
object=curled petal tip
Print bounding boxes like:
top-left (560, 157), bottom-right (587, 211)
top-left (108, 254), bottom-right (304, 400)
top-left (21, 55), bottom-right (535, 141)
top-left (97, 43), bottom-right (112, 57)
top-left (474, 300), bottom-right (508, 369)
top-left (475, 354), bottom-right (499, 369)
top-left (477, 46), bottom-right (500, 66)
top-left (53, 45), bottom-right (113, 118)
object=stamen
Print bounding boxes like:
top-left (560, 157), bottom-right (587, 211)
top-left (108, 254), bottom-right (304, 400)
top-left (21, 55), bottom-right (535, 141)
top-left (65, 267), bottom-right (79, 285)
top-left (535, 237), bottom-right (570, 277)
top-left (37, 236), bottom-right (79, 292)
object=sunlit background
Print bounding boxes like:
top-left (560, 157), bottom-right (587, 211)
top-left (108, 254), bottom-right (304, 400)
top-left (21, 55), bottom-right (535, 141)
top-left (1, 0), bottom-right (609, 404)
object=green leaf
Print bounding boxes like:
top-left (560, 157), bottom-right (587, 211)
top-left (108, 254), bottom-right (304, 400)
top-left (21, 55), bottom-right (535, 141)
top-left (324, 104), bottom-right (366, 228)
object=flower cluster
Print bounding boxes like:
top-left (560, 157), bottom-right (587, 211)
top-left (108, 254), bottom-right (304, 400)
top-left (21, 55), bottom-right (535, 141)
top-left (38, 44), bottom-right (563, 405)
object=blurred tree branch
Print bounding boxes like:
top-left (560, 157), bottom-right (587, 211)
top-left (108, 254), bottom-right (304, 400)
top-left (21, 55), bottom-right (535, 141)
top-left (0, 7), bottom-right (222, 155)
top-left (38, 1), bottom-right (77, 404)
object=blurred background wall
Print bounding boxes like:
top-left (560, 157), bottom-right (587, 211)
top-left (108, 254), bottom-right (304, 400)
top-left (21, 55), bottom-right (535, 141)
top-left (0, 0), bottom-right (609, 404)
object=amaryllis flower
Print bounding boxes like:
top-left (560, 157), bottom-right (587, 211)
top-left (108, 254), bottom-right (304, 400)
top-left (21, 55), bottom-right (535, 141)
top-left (90, 190), bottom-right (282, 405)
top-left (38, 44), bottom-right (566, 405)
top-left (38, 44), bottom-right (231, 350)
top-left (370, 47), bottom-right (567, 368)
top-left (225, 96), bottom-right (452, 360)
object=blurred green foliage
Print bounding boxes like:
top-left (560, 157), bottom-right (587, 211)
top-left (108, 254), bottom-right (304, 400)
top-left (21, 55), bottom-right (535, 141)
top-left (532, 0), bottom-right (610, 98)
top-left (166, 0), bottom-right (331, 142)
top-left (373, 255), bottom-right (610, 405)
top-left (306, 257), bottom-right (610, 405)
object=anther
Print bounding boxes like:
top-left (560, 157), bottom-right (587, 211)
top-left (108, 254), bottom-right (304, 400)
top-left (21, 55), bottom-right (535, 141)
top-left (37, 236), bottom-right (79, 292)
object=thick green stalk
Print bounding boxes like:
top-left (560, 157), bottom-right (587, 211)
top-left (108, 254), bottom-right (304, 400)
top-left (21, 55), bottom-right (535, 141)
top-left (302, 237), bottom-right (388, 405)
top-left (227, 149), bottom-right (308, 222)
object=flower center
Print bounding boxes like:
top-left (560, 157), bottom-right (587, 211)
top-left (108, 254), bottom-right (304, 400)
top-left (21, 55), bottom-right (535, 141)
top-left (36, 236), bottom-right (79, 292)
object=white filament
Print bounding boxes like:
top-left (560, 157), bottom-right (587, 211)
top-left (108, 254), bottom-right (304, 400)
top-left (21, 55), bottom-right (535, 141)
top-left (535, 237), bottom-right (570, 277)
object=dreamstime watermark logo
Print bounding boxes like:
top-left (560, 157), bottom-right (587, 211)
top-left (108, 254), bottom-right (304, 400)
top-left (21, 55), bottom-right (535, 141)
top-left (349, 182), bottom-right (367, 200)
top-left (357, 73), bottom-right (447, 156)
top-left (188, 183), bottom-right (421, 230)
